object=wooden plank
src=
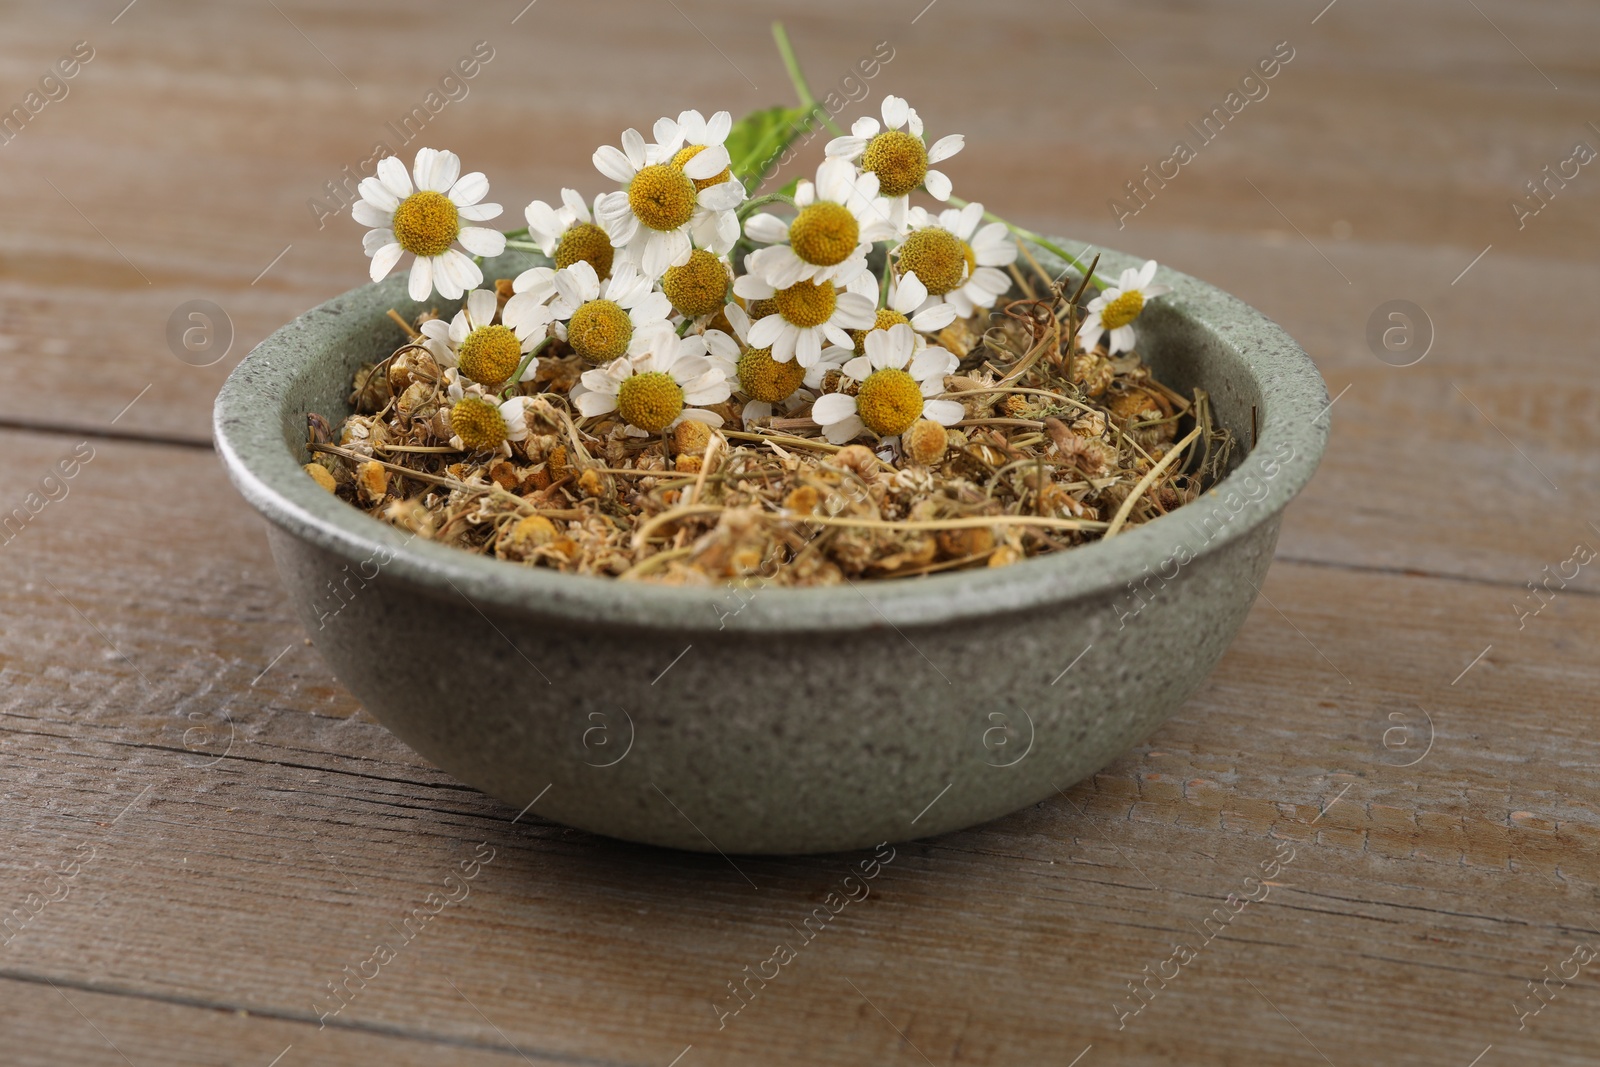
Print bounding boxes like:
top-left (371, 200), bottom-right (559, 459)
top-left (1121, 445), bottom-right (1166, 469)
top-left (2, 429), bottom-right (1597, 1064)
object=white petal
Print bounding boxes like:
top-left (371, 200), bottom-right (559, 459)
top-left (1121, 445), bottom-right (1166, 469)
top-left (705, 111), bottom-right (731, 144)
top-left (653, 116), bottom-right (681, 154)
top-left (408, 256), bottom-right (433, 301)
top-left (850, 116), bottom-right (881, 138)
top-left (428, 149), bottom-right (461, 193)
top-left (911, 348), bottom-right (956, 381)
top-left (363, 228), bottom-right (396, 256)
top-left (447, 172), bottom-right (489, 208)
top-left (1143, 283), bottom-right (1171, 299)
top-left (811, 392), bottom-right (857, 425)
top-left (742, 399), bottom-right (773, 425)
top-left (696, 181), bottom-right (745, 212)
top-left (747, 314), bottom-right (786, 349)
top-left (892, 272), bottom-right (928, 313)
top-left (770, 324), bottom-right (797, 362)
top-left (376, 156), bottom-right (412, 200)
top-left (922, 169), bottom-right (953, 201)
top-left (744, 213), bottom-right (791, 245)
top-left (457, 226), bottom-right (505, 257)
top-left (927, 134), bottom-right (964, 164)
top-left (909, 303), bottom-right (958, 332)
top-left (683, 144), bottom-right (730, 179)
top-left (594, 145), bottom-right (635, 183)
top-left (841, 356), bottom-right (871, 380)
top-left (679, 408), bottom-right (724, 428)
top-left (356, 177), bottom-right (399, 212)
top-left (922, 399), bottom-right (966, 426)
top-left (575, 392), bottom-right (618, 417)
top-left (369, 242), bottom-right (404, 282)
top-left (465, 288), bottom-right (498, 329)
top-left (795, 327), bottom-right (822, 367)
top-left (1137, 260), bottom-right (1159, 287)
top-left (821, 323), bottom-right (855, 350)
top-left (352, 200), bottom-right (393, 229)
top-left (832, 292), bottom-right (877, 329)
top-left (822, 414), bottom-right (864, 445)
top-left (733, 274), bottom-right (775, 300)
top-left (825, 135), bottom-right (868, 160)
top-left (621, 128), bottom-right (648, 170)
top-left (881, 95), bottom-right (909, 130)
top-left (458, 202), bottom-right (502, 222)
top-left (432, 255), bottom-right (464, 301)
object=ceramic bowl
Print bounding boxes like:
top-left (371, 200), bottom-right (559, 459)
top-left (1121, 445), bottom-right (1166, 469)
top-left (214, 243), bottom-right (1327, 854)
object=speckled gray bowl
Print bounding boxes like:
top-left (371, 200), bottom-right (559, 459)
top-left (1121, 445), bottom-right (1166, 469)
top-left (214, 242), bottom-right (1326, 855)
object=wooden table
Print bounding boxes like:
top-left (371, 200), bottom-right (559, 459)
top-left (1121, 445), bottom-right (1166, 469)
top-left (3, 1), bottom-right (1596, 1063)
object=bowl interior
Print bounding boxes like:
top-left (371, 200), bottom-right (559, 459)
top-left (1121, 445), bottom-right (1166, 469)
top-left (215, 243), bottom-right (1328, 633)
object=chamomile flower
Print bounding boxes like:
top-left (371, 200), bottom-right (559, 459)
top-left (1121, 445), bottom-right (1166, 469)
top-left (419, 289), bottom-right (551, 390)
top-left (732, 270), bottom-right (876, 369)
top-left (895, 202), bottom-right (1017, 318)
top-left (353, 147), bottom-right (506, 302)
top-left (703, 304), bottom-right (841, 426)
top-left (825, 95), bottom-right (964, 202)
top-left (448, 394), bottom-right (540, 454)
top-left (524, 189), bottom-right (618, 280)
top-left (810, 324), bottom-right (963, 445)
top-left (850, 272), bottom-right (959, 354)
top-left (574, 325), bottom-right (731, 436)
top-left (592, 127), bottom-right (745, 278)
top-left (742, 158), bottom-right (893, 289)
top-left (1076, 259), bottom-right (1169, 355)
top-left (504, 259), bottom-right (670, 363)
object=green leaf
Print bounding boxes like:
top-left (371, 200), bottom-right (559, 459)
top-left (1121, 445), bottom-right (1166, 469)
top-left (726, 105), bottom-right (812, 185)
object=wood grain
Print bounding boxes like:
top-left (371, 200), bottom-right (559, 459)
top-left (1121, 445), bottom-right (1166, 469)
top-left (1, 0), bottom-right (1597, 1063)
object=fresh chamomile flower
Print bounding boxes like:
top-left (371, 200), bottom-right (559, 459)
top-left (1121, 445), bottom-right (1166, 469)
top-left (732, 269), bottom-right (876, 369)
top-left (574, 324), bottom-right (731, 436)
top-left (592, 127), bottom-right (745, 278)
top-left (742, 158), bottom-right (894, 289)
top-left (810, 323), bottom-right (963, 445)
top-left (524, 189), bottom-right (618, 280)
top-left (1076, 259), bottom-right (1170, 355)
top-left (825, 95), bottom-right (964, 201)
top-left (504, 259), bottom-right (671, 363)
top-left (419, 289), bottom-right (552, 390)
top-left (354, 147), bottom-right (506, 301)
top-left (895, 202), bottom-right (1017, 318)
top-left (660, 249), bottom-right (732, 319)
top-left (701, 304), bottom-right (841, 427)
top-left (849, 272), bottom-right (959, 354)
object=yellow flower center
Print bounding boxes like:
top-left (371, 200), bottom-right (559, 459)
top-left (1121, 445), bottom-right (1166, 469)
top-left (615, 371), bottom-right (684, 433)
top-left (850, 308), bottom-right (911, 354)
top-left (855, 368), bottom-right (924, 437)
top-left (745, 297), bottom-right (779, 320)
top-left (897, 228), bottom-right (971, 296)
top-left (772, 279), bottom-right (836, 328)
top-left (567, 299), bottom-right (632, 362)
top-left (671, 144), bottom-right (732, 192)
top-left (390, 190), bottom-right (461, 258)
top-left (661, 249), bottom-right (729, 317)
top-left (860, 130), bottom-right (929, 198)
top-left (787, 201), bottom-right (859, 267)
top-left (450, 396), bottom-right (507, 451)
top-left (737, 346), bottom-right (807, 403)
top-left (554, 221), bottom-right (614, 279)
top-left (456, 324), bottom-right (524, 388)
top-left (628, 163), bottom-right (697, 232)
top-left (1099, 290), bottom-right (1145, 331)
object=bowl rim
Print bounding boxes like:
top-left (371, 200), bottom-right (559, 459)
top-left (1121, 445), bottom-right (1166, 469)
top-left (214, 240), bottom-right (1328, 634)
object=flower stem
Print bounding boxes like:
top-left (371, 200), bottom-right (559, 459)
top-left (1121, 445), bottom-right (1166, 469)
top-left (772, 22), bottom-right (845, 137)
top-left (504, 238), bottom-right (541, 253)
top-left (945, 195), bottom-right (1113, 288)
top-left (500, 336), bottom-right (552, 399)
top-left (736, 192), bottom-right (795, 220)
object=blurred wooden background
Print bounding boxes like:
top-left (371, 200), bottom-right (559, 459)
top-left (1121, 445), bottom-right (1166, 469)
top-left (1, 1), bottom-right (1597, 1064)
